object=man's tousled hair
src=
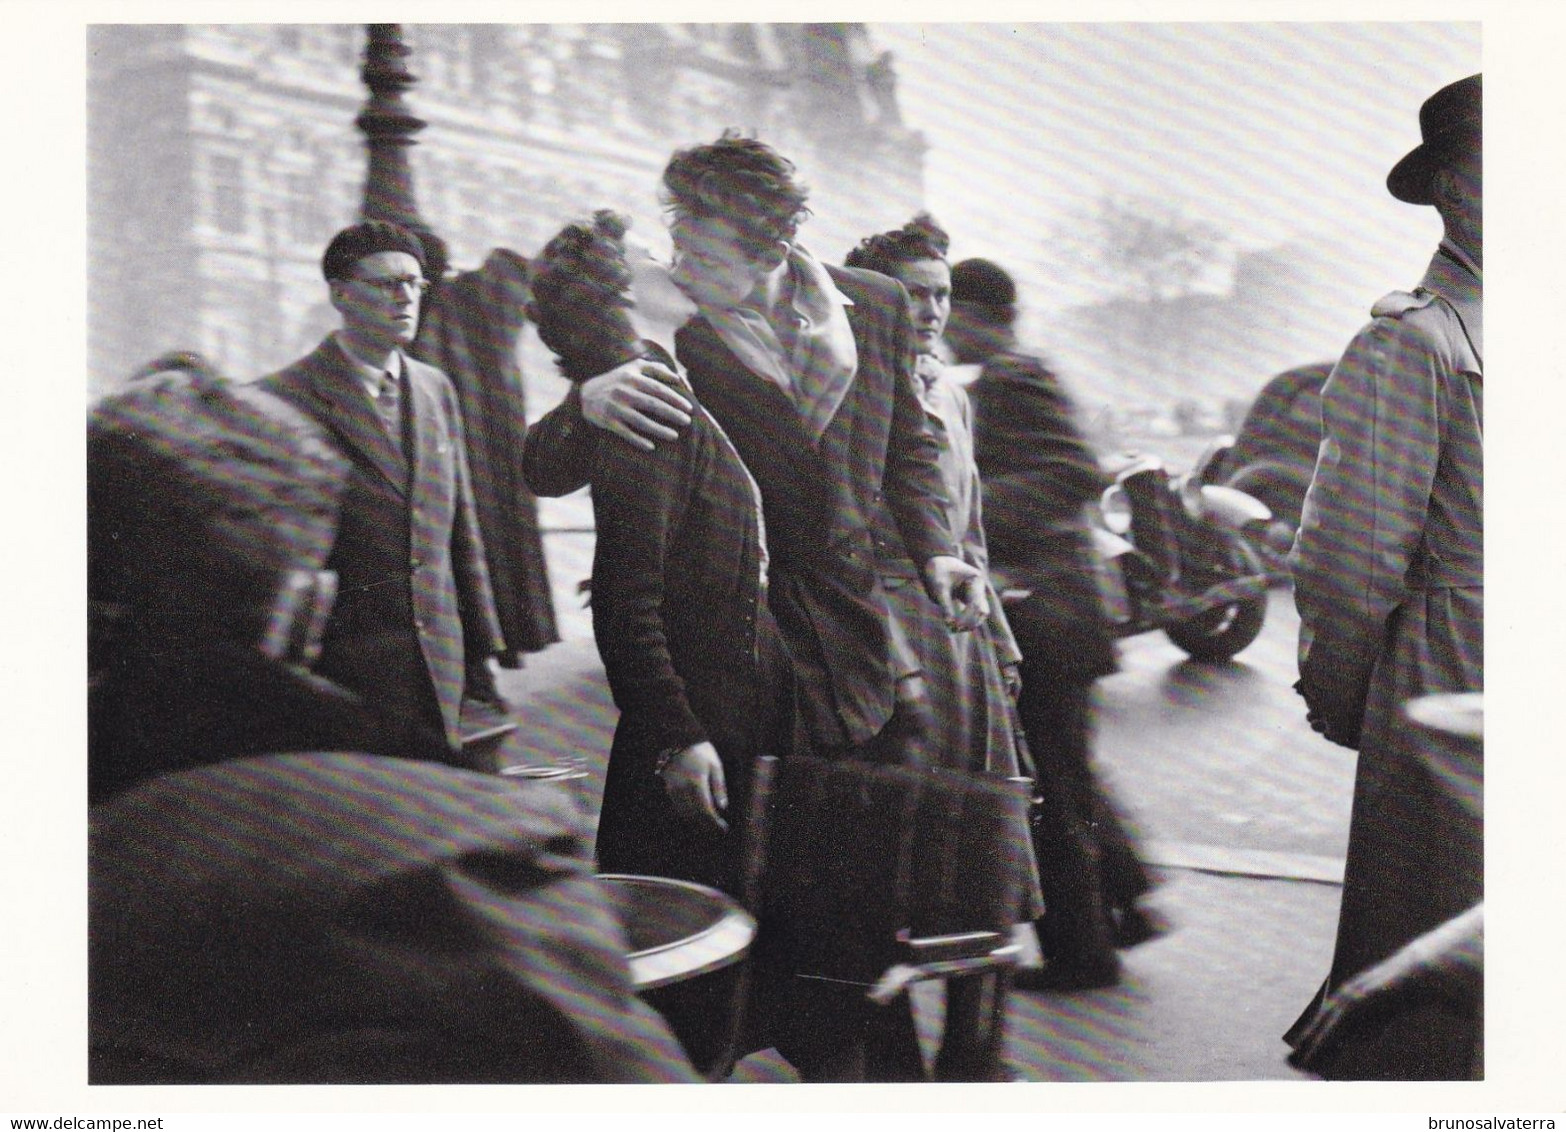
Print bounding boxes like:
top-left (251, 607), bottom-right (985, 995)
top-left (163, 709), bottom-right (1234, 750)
top-left (661, 131), bottom-right (811, 260)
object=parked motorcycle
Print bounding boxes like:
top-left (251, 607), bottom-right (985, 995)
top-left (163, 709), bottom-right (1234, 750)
top-left (1090, 438), bottom-right (1274, 661)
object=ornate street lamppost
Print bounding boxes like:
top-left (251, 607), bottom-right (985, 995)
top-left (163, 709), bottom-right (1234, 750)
top-left (355, 24), bottom-right (447, 279)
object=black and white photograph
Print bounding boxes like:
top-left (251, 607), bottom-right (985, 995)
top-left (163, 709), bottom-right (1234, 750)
top-left (3, 1), bottom-right (1562, 1124)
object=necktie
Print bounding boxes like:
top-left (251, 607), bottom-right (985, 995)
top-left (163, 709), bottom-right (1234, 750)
top-left (374, 370), bottom-right (402, 453)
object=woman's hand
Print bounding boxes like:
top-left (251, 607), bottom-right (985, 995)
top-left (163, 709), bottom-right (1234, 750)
top-left (659, 741), bottom-right (729, 832)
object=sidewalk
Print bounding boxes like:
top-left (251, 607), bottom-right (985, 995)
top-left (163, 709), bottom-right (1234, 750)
top-left (494, 522), bottom-right (1340, 1082)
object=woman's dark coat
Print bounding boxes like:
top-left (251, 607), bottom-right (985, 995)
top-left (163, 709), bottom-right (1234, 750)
top-left (587, 372), bottom-right (797, 893)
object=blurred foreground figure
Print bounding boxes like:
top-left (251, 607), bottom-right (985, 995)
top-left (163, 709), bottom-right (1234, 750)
top-left (950, 258), bottom-right (1161, 991)
top-left (124, 349), bottom-right (220, 385)
top-left (88, 373), bottom-right (697, 1083)
top-left (1285, 75), bottom-right (1482, 1079)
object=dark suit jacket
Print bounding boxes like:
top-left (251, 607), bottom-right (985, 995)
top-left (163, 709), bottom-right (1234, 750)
top-left (969, 351), bottom-right (1117, 677)
top-left (259, 339), bottom-right (503, 752)
top-left (523, 265), bottom-right (954, 749)
top-left (90, 752), bottom-right (698, 1083)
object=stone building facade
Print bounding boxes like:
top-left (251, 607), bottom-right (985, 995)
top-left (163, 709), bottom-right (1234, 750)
top-left (87, 23), bottom-right (927, 396)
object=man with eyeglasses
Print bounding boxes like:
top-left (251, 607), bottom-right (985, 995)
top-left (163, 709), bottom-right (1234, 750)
top-left (258, 220), bottom-right (505, 766)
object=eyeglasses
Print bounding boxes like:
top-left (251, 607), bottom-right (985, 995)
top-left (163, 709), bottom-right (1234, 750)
top-left (351, 274), bottom-right (430, 298)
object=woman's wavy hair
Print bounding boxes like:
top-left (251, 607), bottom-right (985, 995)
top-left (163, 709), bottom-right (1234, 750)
top-left (660, 131), bottom-right (812, 260)
top-left (526, 210), bottom-right (647, 383)
top-left (844, 212), bottom-right (950, 278)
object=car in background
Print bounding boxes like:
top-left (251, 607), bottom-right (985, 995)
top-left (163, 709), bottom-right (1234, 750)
top-left (1209, 362), bottom-right (1333, 574)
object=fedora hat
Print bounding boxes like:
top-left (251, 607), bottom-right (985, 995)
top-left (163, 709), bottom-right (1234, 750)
top-left (1387, 74), bottom-right (1481, 205)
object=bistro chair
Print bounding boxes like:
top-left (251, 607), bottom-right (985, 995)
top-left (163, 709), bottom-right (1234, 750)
top-left (602, 754), bottom-right (1035, 1082)
top-left (755, 755), bottom-right (1034, 1082)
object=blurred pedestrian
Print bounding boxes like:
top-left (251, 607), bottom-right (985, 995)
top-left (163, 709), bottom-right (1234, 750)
top-left (414, 246), bottom-right (560, 666)
top-left (951, 257), bottom-right (1162, 991)
top-left (257, 221), bottom-right (507, 767)
top-left (1285, 74), bottom-right (1482, 1079)
top-left (88, 371), bottom-right (697, 1084)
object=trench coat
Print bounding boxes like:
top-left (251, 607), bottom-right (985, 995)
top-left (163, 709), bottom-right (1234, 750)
top-left (260, 339), bottom-right (505, 755)
top-left (1285, 244), bottom-right (1483, 1074)
top-left (913, 361), bottom-right (1024, 776)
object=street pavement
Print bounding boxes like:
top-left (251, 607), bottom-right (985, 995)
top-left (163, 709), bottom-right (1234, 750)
top-left (995, 588), bottom-right (1354, 1081)
top-left (495, 510), bottom-right (1356, 1083)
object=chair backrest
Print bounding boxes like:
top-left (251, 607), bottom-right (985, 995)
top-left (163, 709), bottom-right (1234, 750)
top-left (747, 756), bottom-right (1033, 985)
top-left (734, 753), bottom-right (779, 918)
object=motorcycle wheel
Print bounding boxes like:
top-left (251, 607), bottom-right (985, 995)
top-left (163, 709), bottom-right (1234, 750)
top-left (1164, 538), bottom-right (1268, 661)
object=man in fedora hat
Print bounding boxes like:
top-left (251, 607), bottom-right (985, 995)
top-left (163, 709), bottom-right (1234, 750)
top-left (1284, 73), bottom-right (1482, 1079)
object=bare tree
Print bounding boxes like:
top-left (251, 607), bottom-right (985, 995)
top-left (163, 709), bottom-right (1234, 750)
top-left (1093, 194), bottom-right (1227, 303)
top-left (1046, 195), bottom-right (1233, 414)
top-left (1053, 193), bottom-right (1229, 304)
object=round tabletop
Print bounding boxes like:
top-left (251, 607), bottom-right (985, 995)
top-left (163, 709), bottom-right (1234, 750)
top-left (597, 873), bottom-right (757, 992)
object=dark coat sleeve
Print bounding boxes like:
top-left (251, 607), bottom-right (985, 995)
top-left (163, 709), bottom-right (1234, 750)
top-left (877, 279), bottom-right (959, 567)
top-left (521, 338), bottom-right (679, 500)
top-left (970, 355), bottom-right (1108, 535)
top-left (522, 384), bottom-right (597, 498)
top-left (589, 423), bottom-right (710, 756)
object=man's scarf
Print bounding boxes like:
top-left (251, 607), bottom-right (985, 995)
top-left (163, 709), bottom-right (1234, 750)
top-left (700, 246), bottom-right (858, 441)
